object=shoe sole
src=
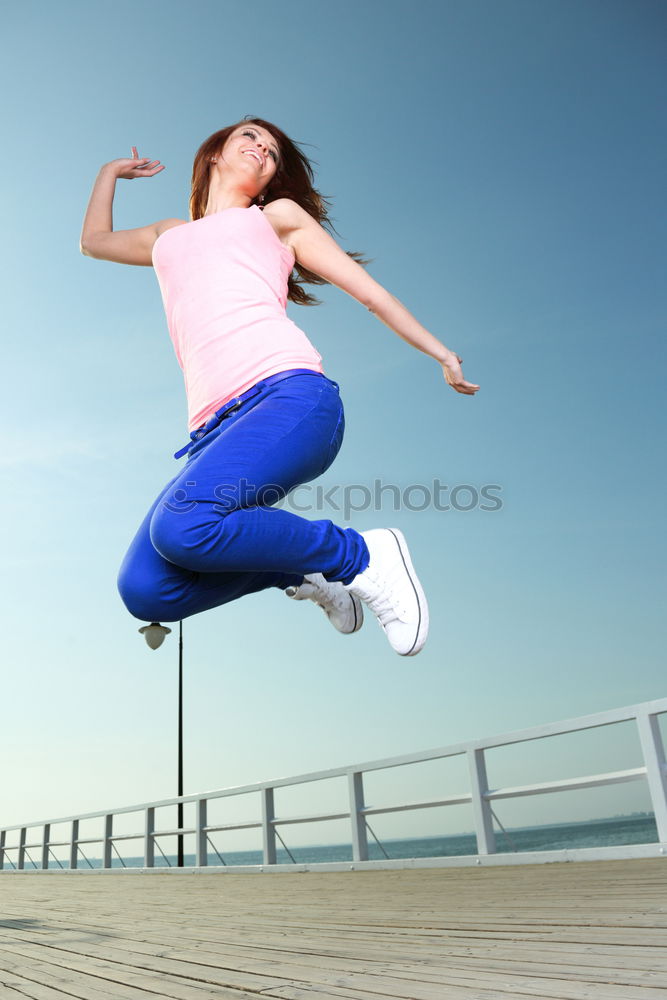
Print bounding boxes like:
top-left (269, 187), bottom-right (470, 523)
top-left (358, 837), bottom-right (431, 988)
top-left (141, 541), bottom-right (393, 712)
top-left (319, 584), bottom-right (364, 634)
top-left (341, 593), bottom-right (364, 634)
top-left (385, 528), bottom-right (429, 655)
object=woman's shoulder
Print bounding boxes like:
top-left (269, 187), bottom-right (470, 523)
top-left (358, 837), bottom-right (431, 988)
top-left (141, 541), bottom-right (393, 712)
top-left (264, 198), bottom-right (302, 226)
top-left (263, 199), bottom-right (320, 248)
top-left (155, 217), bottom-right (189, 238)
top-left (261, 200), bottom-right (303, 254)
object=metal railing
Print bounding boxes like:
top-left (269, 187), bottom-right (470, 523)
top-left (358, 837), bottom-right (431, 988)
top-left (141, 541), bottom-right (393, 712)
top-left (2, 697), bottom-right (666, 872)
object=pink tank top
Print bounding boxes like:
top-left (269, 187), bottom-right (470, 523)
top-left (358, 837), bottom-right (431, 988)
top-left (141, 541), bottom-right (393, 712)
top-left (152, 204), bottom-right (324, 430)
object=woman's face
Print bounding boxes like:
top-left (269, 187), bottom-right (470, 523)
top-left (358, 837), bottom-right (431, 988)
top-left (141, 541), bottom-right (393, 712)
top-left (217, 123), bottom-right (281, 189)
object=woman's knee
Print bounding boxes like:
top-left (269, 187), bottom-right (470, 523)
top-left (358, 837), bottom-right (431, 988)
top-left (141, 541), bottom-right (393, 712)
top-left (117, 563), bottom-right (174, 623)
top-left (118, 567), bottom-right (155, 621)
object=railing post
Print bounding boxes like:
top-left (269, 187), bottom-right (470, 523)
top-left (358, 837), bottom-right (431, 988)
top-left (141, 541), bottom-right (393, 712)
top-left (42, 824), bottom-right (50, 871)
top-left (196, 799), bottom-right (208, 867)
top-left (636, 711), bottom-right (667, 842)
top-left (18, 828), bottom-right (26, 870)
top-left (103, 814), bottom-right (113, 869)
top-left (70, 820), bottom-right (79, 869)
top-left (0, 831), bottom-right (5, 870)
top-left (144, 808), bottom-right (155, 868)
top-left (468, 748), bottom-right (496, 855)
top-left (261, 787), bottom-right (277, 865)
top-left (348, 771), bottom-right (369, 862)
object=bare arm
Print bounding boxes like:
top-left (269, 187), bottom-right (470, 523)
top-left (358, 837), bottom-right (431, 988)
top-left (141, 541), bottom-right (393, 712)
top-left (80, 149), bottom-right (173, 267)
top-left (273, 199), bottom-right (480, 395)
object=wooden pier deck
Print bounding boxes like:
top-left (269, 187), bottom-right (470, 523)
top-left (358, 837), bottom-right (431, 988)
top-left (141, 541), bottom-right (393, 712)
top-left (0, 858), bottom-right (666, 999)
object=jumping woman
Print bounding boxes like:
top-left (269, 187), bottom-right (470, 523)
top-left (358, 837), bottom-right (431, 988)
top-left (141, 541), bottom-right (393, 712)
top-left (80, 117), bottom-right (480, 657)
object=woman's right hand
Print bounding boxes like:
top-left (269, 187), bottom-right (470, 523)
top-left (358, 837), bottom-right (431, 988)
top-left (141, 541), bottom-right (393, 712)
top-left (106, 147), bottom-right (165, 180)
top-left (441, 352), bottom-right (481, 395)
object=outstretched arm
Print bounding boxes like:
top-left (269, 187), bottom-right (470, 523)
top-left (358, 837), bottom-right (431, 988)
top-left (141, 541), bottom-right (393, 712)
top-left (272, 199), bottom-right (480, 396)
top-left (80, 148), bottom-right (170, 266)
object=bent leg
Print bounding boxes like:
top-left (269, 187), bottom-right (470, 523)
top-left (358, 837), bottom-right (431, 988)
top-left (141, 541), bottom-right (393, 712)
top-left (117, 477), bottom-right (300, 623)
top-left (149, 376), bottom-right (369, 585)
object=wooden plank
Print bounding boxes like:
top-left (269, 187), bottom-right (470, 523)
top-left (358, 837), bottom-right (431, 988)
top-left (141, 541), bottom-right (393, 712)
top-left (4, 924), bottom-right (664, 992)
top-left (262, 989), bottom-right (585, 1000)
top-left (30, 921), bottom-right (664, 954)
top-left (2, 932), bottom-right (667, 1000)
top-left (0, 970), bottom-right (78, 1000)
top-left (0, 952), bottom-right (137, 1000)
top-left (0, 858), bottom-right (665, 1000)
top-left (0, 952), bottom-right (265, 1000)
top-left (0, 941), bottom-right (285, 996)
top-left (96, 926), bottom-right (667, 972)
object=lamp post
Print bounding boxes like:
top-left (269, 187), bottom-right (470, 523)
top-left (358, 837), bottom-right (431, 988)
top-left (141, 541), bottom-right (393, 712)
top-left (139, 621), bottom-right (185, 867)
top-left (177, 620), bottom-right (184, 867)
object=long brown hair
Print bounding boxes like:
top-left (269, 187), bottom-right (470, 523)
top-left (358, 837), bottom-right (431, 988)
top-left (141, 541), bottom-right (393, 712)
top-left (189, 116), bottom-right (371, 306)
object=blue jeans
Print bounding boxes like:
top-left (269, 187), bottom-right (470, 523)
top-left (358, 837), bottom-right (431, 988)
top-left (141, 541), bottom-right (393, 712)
top-left (117, 372), bottom-right (370, 622)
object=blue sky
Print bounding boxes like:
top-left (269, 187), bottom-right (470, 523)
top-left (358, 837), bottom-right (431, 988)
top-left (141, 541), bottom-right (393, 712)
top-left (1, 0), bottom-right (665, 846)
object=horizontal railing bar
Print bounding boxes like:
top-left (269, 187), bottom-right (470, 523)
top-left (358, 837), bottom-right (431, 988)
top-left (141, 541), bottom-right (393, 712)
top-left (486, 768), bottom-right (646, 800)
top-left (477, 700), bottom-right (667, 751)
top-left (204, 821), bottom-right (262, 833)
top-left (3, 697), bottom-right (666, 836)
top-left (0, 774), bottom-right (649, 840)
top-left (271, 811), bottom-right (349, 827)
top-left (362, 795), bottom-right (473, 816)
top-left (150, 828), bottom-right (196, 838)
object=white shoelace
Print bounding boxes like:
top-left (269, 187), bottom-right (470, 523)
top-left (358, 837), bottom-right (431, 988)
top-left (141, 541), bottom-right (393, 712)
top-left (310, 579), bottom-right (349, 615)
top-left (354, 568), bottom-right (411, 623)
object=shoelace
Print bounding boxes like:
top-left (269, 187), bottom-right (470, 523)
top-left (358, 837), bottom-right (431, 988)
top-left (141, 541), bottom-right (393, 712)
top-left (355, 568), bottom-right (411, 622)
top-left (311, 580), bottom-right (349, 615)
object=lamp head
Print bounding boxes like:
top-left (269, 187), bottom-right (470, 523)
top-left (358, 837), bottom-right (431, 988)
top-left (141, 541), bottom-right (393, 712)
top-left (138, 622), bottom-right (172, 650)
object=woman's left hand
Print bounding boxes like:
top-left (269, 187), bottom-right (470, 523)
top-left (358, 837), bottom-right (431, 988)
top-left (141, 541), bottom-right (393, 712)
top-left (441, 353), bottom-right (480, 395)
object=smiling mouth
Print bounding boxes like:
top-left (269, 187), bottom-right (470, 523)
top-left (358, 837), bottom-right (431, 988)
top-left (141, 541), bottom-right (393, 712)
top-left (243, 150), bottom-right (263, 166)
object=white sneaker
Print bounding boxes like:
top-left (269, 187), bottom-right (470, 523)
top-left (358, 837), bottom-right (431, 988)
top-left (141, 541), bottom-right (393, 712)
top-left (344, 528), bottom-right (429, 656)
top-left (285, 573), bottom-right (363, 634)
